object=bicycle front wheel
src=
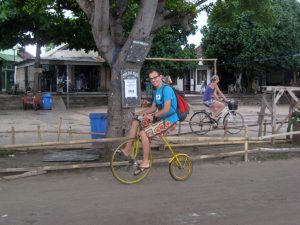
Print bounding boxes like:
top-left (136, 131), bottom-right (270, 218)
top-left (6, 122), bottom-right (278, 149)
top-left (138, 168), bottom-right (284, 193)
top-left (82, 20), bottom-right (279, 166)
top-left (111, 139), bottom-right (152, 184)
top-left (223, 111), bottom-right (244, 134)
top-left (189, 111), bottom-right (212, 135)
top-left (169, 154), bottom-right (193, 181)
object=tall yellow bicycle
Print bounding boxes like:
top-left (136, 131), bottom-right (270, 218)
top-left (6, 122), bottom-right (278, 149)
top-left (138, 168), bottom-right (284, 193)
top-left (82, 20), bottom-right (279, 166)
top-left (110, 114), bottom-right (193, 184)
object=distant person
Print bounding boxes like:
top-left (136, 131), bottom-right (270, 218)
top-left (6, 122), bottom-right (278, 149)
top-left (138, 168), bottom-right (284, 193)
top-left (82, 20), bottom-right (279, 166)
top-left (203, 75), bottom-right (228, 121)
top-left (163, 75), bottom-right (173, 85)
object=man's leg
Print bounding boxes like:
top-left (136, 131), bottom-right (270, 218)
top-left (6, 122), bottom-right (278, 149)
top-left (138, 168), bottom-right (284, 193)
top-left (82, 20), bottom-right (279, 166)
top-left (122, 120), bottom-right (139, 156)
top-left (138, 129), bottom-right (151, 168)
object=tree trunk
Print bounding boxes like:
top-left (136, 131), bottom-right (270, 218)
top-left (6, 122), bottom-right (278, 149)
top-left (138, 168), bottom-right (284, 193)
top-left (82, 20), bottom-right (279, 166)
top-left (104, 51), bottom-right (145, 157)
top-left (33, 42), bottom-right (42, 92)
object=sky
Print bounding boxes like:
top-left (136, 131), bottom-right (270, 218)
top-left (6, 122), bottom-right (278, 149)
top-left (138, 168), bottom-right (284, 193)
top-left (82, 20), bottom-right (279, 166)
top-left (25, 1), bottom-right (214, 56)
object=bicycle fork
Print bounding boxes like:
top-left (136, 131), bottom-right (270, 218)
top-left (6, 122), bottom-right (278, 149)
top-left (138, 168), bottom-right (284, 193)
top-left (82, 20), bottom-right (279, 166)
top-left (161, 136), bottom-right (189, 169)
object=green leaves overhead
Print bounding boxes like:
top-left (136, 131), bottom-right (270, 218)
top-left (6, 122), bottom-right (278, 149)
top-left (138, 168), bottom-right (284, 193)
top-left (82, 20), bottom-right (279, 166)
top-left (201, 0), bottom-right (300, 76)
top-left (209, 0), bottom-right (275, 25)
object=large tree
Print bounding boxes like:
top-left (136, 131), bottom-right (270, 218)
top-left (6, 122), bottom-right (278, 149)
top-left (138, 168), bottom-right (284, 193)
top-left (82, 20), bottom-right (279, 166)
top-left (201, 0), bottom-right (300, 88)
top-left (75, 0), bottom-right (275, 140)
top-left (0, 0), bottom-right (70, 91)
top-left (75, 0), bottom-right (201, 139)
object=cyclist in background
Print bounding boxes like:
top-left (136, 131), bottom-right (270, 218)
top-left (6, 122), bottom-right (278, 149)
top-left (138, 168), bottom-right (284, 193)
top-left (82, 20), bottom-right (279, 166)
top-left (203, 75), bottom-right (228, 121)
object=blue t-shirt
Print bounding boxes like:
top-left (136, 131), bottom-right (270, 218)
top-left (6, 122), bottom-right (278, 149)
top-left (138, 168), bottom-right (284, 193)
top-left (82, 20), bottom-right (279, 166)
top-left (154, 85), bottom-right (179, 124)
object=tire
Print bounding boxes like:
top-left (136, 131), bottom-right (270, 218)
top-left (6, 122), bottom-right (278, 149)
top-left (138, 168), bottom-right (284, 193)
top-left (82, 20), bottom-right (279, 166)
top-left (189, 111), bottom-right (212, 135)
top-left (111, 139), bottom-right (152, 184)
top-left (169, 154), bottom-right (193, 181)
top-left (223, 111), bottom-right (244, 134)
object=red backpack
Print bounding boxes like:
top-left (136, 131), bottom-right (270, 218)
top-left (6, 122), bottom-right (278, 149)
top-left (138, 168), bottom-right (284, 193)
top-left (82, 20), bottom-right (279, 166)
top-left (161, 85), bottom-right (189, 121)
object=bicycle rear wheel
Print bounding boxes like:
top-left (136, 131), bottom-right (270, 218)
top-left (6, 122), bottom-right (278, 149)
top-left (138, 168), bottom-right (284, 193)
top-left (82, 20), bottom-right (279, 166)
top-left (169, 154), bottom-right (193, 181)
top-left (111, 139), bottom-right (152, 184)
top-left (189, 111), bottom-right (212, 135)
top-left (223, 110), bottom-right (244, 134)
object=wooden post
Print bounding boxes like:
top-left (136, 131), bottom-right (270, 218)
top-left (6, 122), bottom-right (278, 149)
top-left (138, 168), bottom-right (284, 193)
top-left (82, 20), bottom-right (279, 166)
top-left (68, 126), bottom-right (72, 142)
top-left (37, 125), bottom-right (42, 143)
top-left (271, 89), bottom-right (276, 144)
top-left (57, 117), bottom-right (62, 142)
top-left (263, 120), bottom-right (267, 136)
top-left (177, 121), bottom-right (182, 136)
top-left (244, 126), bottom-right (249, 162)
top-left (258, 93), bottom-right (267, 137)
top-left (11, 127), bottom-right (15, 145)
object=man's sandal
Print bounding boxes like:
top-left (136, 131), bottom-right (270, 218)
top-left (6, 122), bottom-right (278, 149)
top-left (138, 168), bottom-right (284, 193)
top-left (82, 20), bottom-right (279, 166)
top-left (133, 166), bottom-right (150, 176)
top-left (116, 149), bottom-right (131, 160)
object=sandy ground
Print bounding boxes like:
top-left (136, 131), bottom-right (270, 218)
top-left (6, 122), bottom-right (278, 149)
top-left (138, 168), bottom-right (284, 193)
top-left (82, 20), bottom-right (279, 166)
top-left (0, 104), bottom-right (290, 145)
top-left (0, 159), bottom-right (300, 225)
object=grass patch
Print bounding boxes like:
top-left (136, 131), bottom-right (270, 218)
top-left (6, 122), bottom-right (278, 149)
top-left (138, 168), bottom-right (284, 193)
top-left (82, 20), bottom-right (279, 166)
top-left (0, 149), bottom-right (16, 158)
top-left (254, 152), bottom-right (291, 161)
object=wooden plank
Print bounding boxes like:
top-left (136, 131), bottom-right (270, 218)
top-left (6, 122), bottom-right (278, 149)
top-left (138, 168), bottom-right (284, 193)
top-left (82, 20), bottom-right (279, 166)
top-left (3, 170), bottom-right (47, 180)
top-left (287, 89), bottom-right (299, 102)
top-left (274, 88), bottom-right (285, 104)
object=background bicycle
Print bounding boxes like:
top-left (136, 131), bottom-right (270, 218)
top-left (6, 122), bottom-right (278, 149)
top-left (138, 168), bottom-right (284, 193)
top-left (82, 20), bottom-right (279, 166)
top-left (189, 99), bottom-right (244, 135)
top-left (227, 82), bottom-right (246, 94)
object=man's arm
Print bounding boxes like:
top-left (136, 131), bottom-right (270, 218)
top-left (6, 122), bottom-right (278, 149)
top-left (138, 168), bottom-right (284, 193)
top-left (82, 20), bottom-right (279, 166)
top-left (136, 102), bottom-right (157, 116)
top-left (154, 100), bottom-right (171, 118)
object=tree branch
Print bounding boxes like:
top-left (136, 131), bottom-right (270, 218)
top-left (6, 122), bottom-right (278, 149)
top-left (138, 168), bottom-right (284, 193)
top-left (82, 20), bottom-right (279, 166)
top-left (75, 0), bottom-right (92, 18)
top-left (152, 0), bottom-right (209, 34)
top-left (110, 0), bottom-right (128, 45)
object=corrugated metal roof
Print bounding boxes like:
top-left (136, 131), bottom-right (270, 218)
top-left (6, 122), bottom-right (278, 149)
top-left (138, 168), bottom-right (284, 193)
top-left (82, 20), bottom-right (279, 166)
top-left (41, 43), bottom-right (105, 63)
top-left (0, 53), bottom-right (22, 62)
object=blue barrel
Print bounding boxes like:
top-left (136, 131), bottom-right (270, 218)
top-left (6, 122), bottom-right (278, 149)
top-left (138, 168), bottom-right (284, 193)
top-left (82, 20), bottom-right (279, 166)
top-left (89, 113), bottom-right (107, 139)
top-left (42, 92), bottom-right (52, 110)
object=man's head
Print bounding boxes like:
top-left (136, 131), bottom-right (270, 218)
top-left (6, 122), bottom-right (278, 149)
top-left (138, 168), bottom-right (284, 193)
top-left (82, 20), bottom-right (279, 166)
top-left (149, 70), bottom-right (163, 88)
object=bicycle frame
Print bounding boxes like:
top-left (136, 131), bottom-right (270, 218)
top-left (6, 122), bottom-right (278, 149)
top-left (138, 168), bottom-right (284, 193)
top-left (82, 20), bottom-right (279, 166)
top-left (160, 136), bottom-right (189, 167)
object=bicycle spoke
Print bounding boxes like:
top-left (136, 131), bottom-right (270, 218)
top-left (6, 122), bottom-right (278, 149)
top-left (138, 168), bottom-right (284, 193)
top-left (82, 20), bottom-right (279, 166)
top-left (169, 155), bottom-right (192, 181)
top-left (223, 111), bottom-right (244, 134)
top-left (111, 140), bottom-right (152, 184)
top-left (189, 112), bottom-right (212, 135)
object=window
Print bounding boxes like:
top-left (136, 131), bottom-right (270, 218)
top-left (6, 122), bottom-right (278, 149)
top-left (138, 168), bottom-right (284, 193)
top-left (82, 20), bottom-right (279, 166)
top-left (197, 70), bottom-right (207, 85)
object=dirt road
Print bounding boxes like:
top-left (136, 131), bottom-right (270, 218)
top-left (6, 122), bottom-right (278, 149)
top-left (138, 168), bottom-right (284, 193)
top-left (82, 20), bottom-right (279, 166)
top-left (1, 158), bottom-right (300, 225)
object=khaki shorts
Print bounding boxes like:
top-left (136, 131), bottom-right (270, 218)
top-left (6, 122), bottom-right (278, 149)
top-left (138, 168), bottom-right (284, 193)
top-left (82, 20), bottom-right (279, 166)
top-left (139, 117), bottom-right (176, 138)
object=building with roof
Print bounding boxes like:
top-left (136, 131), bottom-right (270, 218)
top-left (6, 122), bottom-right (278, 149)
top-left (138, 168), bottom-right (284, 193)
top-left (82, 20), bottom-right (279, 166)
top-left (0, 49), bottom-right (23, 92)
top-left (16, 44), bottom-right (110, 93)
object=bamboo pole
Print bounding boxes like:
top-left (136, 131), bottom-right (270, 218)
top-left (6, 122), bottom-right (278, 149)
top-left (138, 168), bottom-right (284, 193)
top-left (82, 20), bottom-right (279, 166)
top-left (1, 137), bottom-right (129, 150)
top-left (0, 150), bottom-right (260, 174)
top-left (3, 170), bottom-right (47, 180)
top-left (145, 57), bottom-right (218, 62)
top-left (258, 130), bottom-right (300, 140)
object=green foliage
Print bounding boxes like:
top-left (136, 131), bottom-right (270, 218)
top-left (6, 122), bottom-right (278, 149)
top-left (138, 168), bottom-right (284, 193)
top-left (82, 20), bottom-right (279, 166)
top-left (201, 0), bottom-right (300, 77)
top-left (209, 0), bottom-right (275, 25)
top-left (166, 0), bottom-right (197, 13)
top-left (141, 25), bottom-right (197, 81)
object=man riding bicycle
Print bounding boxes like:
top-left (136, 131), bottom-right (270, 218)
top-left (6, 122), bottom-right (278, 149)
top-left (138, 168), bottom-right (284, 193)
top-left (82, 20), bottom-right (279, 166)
top-left (120, 70), bottom-right (179, 176)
